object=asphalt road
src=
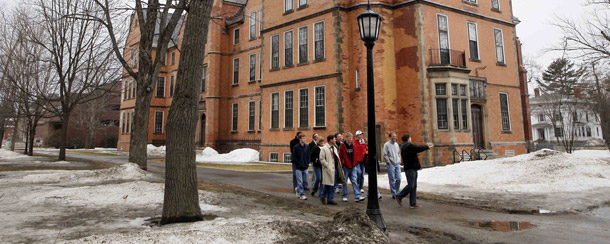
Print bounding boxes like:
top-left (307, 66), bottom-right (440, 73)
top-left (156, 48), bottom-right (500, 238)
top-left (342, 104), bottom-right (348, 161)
top-left (34, 150), bottom-right (610, 244)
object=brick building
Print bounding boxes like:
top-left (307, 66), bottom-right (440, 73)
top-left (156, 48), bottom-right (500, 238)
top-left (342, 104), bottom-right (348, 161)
top-left (118, 0), bottom-right (532, 166)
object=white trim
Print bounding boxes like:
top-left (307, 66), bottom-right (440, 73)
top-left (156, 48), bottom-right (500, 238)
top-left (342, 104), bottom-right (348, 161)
top-left (248, 100), bottom-right (256, 131)
top-left (171, 52), bottom-right (175, 65)
top-left (154, 111), bottom-right (164, 134)
top-left (232, 57), bottom-right (240, 85)
top-left (283, 29), bottom-right (293, 67)
top-left (491, 0), bottom-right (501, 11)
top-left (284, 90), bottom-right (294, 128)
top-left (355, 69), bottom-right (360, 89)
top-left (282, 152), bottom-right (292, 163)
top-left (270, 34), bottom-right (280, 69)
top-left (233, 27), bottom-right (240, 45)
top-left (249, 11), bottom-right (256, 40)
top-left (313, 20), bottom-right (325, 61)
top-left (157, 76), bottom-right (166, 97)
top-left (436, 13), bottom-right (451, 61)
top-left (298, 87), bottom-right (308, 128)
top-left (249, 53), bottom-right (257, 82)
top-left (297, 25), bottom-right (308, 64)
top-left (231, 102), bottom-right (239, 132)
top-left (270, 92), bottom-right (280, 129)
top-left (284, 0), bottom-right (293, 12)
top-left (298, 0), bottom-right (307, 7)
top-left (269, 152), bottom-right (279, 162)
top-left (493, 27), bottom-right (506, 64)
top-left (467, 21), bottom-right (480, 60)
top-left (499, 92), bottom-right (511, 131)
top-left (313, 85), bottom-right (326, 127)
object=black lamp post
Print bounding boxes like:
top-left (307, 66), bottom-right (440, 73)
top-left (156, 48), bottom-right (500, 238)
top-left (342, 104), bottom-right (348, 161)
top-left (357, 2), bottom-right (386, 231)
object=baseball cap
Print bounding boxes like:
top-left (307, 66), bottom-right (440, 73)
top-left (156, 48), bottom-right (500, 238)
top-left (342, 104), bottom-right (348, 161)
top-left (356, 130), bottom-right (363, 135)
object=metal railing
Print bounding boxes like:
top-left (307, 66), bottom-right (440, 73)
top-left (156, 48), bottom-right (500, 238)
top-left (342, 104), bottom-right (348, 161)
top-left (453, 148), bottom-right (488, 163)
top-left (429, 49), bottom-right (467, 68)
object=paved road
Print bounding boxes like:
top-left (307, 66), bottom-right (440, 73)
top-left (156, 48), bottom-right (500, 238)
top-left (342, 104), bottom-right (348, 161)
top-left (35, 150), bottom-right (610, 244)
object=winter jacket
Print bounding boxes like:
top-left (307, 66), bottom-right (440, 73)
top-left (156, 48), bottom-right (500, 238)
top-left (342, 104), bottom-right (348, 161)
top-left (319, 144), bottom-right (345, 185)
top-left (339, 142), bottom-right (356, 168)
top-left (354, 139), bottom-right (367, 164)
top-left (289, 137), bottom-right (300, 154)
top-left (400, 142), bottom-right (430, 170)
top-left (292, 143), bottom-right (310, 170)
top-left (383, 140), bottom-right (401, 165)
top-left (308, 140), bottom-right (318, 163)
top-left (310, 143), bottom-right (322, 167)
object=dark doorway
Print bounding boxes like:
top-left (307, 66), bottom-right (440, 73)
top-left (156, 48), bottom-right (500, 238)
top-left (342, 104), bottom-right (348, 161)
top-left (471, 105), bottom-right (484, 149)
top-left (200, 114), bottom-right (206, 147)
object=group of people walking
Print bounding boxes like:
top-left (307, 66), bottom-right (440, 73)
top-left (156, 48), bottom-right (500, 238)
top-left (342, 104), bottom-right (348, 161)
top-left (290, 130), bottom-right (433, 208)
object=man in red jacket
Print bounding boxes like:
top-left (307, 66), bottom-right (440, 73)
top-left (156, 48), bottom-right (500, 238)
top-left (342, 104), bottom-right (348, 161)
top-left (353, 130), bottom-right (367, 194)
top-left (339, 133), bottom-right (365, 202)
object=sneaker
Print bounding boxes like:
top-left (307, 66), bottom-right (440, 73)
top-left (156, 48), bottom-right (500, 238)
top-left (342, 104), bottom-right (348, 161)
top-left (310, 191), bottom-right (316, 196)
top-left (378, 195), bottom-right (382, 200)
top-left (327, 201), bottom-right (338, 205)
top-left (335, 188), bottom-right (340, 194)
top-left (342, 197), bottom-right (348, 202)
top-left (320, 198), bottom-right (327, 205)
top-left (295, 188), bottom-right (299, 197)
top-left (300, 195), bottom-right (308, 200)
top-left (360, 189), bottom-right (365, 193)
top-left (396, 198), bottom-right (403, 207)
top-left (410, 204), bottom-right (421, 209)
top-left (356, 196), bottom-right (365, 202)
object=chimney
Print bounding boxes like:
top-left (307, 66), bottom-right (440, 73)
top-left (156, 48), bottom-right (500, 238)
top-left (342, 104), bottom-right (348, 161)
top-left (534, 88), bottom-right (540, 97)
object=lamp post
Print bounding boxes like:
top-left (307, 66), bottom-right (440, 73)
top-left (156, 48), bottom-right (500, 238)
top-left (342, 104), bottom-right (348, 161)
top-left (357, 2), bottom-right (386, 231)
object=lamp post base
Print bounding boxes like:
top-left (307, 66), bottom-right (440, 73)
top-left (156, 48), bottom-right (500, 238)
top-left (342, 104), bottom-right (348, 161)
top-left (366, 208), bottom-right (387, 232)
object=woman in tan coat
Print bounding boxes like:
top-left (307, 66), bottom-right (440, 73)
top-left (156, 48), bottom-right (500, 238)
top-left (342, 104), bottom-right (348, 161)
top-left (319, 134), bottom-right (345, 205)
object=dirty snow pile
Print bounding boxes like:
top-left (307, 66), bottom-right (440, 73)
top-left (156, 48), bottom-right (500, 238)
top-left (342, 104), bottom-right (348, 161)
top-left (196, 147), bottom-right (259, 164)
top-left (147, 144), bottom-right (166, 157)
top-left (378, 149), bottom-right (610, 212)
top-left (0, 149), bottom-right (29, 159)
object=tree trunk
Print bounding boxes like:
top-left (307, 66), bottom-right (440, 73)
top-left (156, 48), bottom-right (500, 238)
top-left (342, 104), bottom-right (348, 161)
top-left (129, 73), bottom-right (155, 170)
top-left (161, 0), bottom-right (213, 225)
top-left (59, 112), bottom-right (71, 160)
top-left (0, 116), bottom-right (5, 148)
top-left (10, 117), bottom-right (19, 151)
top-left (28, 117), bottom-right (40, 156)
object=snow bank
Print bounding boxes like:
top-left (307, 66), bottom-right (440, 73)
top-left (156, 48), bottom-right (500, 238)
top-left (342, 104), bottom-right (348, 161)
top-left (196, 147), bottom-right (259, 164)
top-left (15, 163), bottom-right (160, 184)
top-left (0, 149), bottom-right (28, 160)
top-left (573, 149), bottom-right (610, 159)
top-left (147, 144), bottom-right (166, 157)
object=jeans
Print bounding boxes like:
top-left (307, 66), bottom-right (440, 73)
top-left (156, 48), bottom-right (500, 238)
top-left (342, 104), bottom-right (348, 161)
top-left (312, 166), bottom-right (322, 193)
top-left (356, 162), bottom-right (365, 191)
top-left (386, 163), bottom-right (401, 197)
top-left (292, 164), bottom-right (297, 190)
top-left (295, 169), bottom-right (308, 196)
top-left (320, 169), bottom-right (338, 202)
top-left (397, 169), bottom-right (418, 206)
top-left (342, 167), bottom-right (362, 199)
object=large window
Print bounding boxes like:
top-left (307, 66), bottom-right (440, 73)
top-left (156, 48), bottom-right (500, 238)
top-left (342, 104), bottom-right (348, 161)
top-left (259, 51), bottom-right (263, 81)
top-left (284, 0), bottom-right (293, 12)
top-left (298, 26), bottom-right (308, 64)
top-left (299, 0), bottom-right (307, 7)
top-left (233, 58), bottom-right (239, 85)
top-left (436, 83), bottom-right (448, 129)
top-left (249, 54), bottom-right (256, 82)
top-left (468, 22), bottom-right (479, 60)
top-left (271, 35), bottom-right (279, 69)
top-left (248, 101), bottom-right (255, 131)
top-left (271, 93), bottom-right (279, 129)
top-left (470, 80), bottom-right (485, 99)
top-left (169, 75), bottom-right (174, 97)
top-left (461, 99), bottom-right (468, 129)
top-left (232, 103), bottom-right (238, 132)
top-left (131, 80), bottom-right (136, 99)
top-left (284, 30), bottom-right (293, 67)
top-left (453, 99), bottom-right (459, 129)
top-left (494, 28), bottom-right (505, 64)
top-left (259, 100), bottom-right (262, 131)
top-left (121, 112), bottom-right (126, 134)
top-left (314, 22), bottom-right (325, 61)
top-left (299, 88), bottom-right (308, 128)
top-left (156, 77), bottom-right (165, 97)
top-left (437, 14), bottom-right (450, 64)
top-left (315, 86), bottom-right (325, 127)
top-left (285, 91), bottom-right (293, 128)
top-left (500, 93), bottom-right (511, 131)
top-left (126, 112), bottom-right (130, 133)
top-left (154, 111), bottom-right (163, 134)
top-left (234, 28), bottom-right (240, 45)
top-left (127, 80), bottom-right (133, 99)
top-left (269, 152), bottom-right (279, 162)
top-left (171, 52), bottom-right (175, 65)
top-left (201, 66), bottom-right (207, 92)
top-left (249, 12), bottom-right (256, 40)
top-left (491, 0), bottom-right (500, 11)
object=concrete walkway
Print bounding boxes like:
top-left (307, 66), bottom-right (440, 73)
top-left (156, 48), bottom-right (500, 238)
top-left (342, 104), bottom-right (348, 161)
top-left (34, 150), bottom-right (610, 244)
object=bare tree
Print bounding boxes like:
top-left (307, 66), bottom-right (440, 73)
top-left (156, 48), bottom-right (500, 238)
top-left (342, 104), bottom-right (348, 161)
top-left (91, 0), bottom-right (187, 170)
top-left (161, 0), bottom-right (213, 225)
top-left (30, 0), bottom-right (119, 160)
top-left (582, 63), bottom-right (610, 149)
top-left (73, 83), bottom-right (118, 149)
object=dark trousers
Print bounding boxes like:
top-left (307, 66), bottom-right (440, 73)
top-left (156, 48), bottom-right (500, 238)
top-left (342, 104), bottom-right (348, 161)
top-left (312, 166), bottom-right (323, 193)
top-left (397, 169), bottom-right (418, 206)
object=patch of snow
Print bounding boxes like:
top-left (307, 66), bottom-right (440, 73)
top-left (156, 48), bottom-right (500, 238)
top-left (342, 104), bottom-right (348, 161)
top-left (147, 144), bottom-right (166, 157)
top-left (196, 147), bottom-right (259, 164)
top-left (0, 149), bottom-right (29, 160)
top-left (573, 150), bottom-right (610, 159)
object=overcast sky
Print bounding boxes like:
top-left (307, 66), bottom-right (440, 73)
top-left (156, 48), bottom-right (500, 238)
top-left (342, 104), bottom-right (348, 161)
top-left (0, 0), bottom-right (589, 69)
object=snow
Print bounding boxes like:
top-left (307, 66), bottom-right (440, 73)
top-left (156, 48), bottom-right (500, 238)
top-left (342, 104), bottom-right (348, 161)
top-left (147, 144), bottom-right (166, 157)
top-left (195, 147), bottom-right (259, 164)
top-left (374, 149), bottom-right (610, 212)
top-left (0, 149), bottom-right (29, 159)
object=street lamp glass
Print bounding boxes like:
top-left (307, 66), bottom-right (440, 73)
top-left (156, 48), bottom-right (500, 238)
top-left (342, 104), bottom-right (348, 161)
top-left (357, 8), bottom-right (382, 42)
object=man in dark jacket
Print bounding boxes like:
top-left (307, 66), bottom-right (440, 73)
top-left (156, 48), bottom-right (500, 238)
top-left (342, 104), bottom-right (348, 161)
top-left (292, 134), bottom-right (310, 200)
top-left (308, 133), bottom-right (319, 192)
top-left (396, 134), bottom-right (433, 208)
top-left (310, 137), bottom-right (323, 196)
top-left (290, 132), bottom-right (304, 192)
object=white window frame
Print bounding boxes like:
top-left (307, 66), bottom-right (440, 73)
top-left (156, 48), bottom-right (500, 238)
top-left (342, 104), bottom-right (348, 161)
top-left (270, 34), bottom-right (280, 69)
top-left (284, 0), bottom-right (293, 12)
top-left (491, 0), bottom-right (500, 11)
top-left (249, 53), bottom-right (256, 82)
top-left (249, 11), bottom-right (256, 40)
top-left (297, 26), bottom-right (308, 64)
top-left (233, 58), bottom-right (239, 85)
top-left (464, 0), bottom-right (477, 4)
top-left (269, 152), bottom-right (279, 162)
top-left (156, 77), bottom-right (165, 97)
top-left (231, 103), bottom-right (238, 132)
top-left (154, 111), bottom-right (164, 134)
top-left (284, 30), bottom-right (293, 67)
top-left (270, 92), bottom-right (280, 129)
top-left (259, 50), bottom-right (263, 81)
top-left (500, 92), bottom-right (511, 131)
top-left (299, 0), bottom-right (307, 7)
top-left (284, 90), bottom-right (294, 129)
top-left (259, 9), bottom-right (263, 37)
top-left (171, 52), bottom-right (175, 65)
top-left (201, 66), bottom-right (207, 92)
top-left (248, 100), bottom-right (256, 131)
top-left (494, 27), bottom-right (506, 64)
top-left (313, 21), bottom-right (325, 61)
top-left (283, 152), bottom-right (292, 163)
top-left (355, 69), bottom-right (360, 89)
top-left (436, 14), bottom-right (451, 62)
top-left (234, 28), bottom-right (240, 45)
top-left (467, 22), bottom-right (480, 60)
top-left (313, 85), bottom-right (326, 127)
top-left (298, 88), bottom-right (309, 128)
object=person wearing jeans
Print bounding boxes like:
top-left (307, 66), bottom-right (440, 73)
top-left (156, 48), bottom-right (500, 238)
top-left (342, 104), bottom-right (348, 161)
top-left (353, 130), bottom-right (367, 194)
top-left (383, 132), bottom-right (401, 199)
top-left (339, 133), bottom-right (365, 202)
top-left (396, 134), bottom-right (433, 208)
top-left (290, 132), bottom-right (304, 192)
top-left (310, 138), bottom-right (324, 196)
top-left (292, 134), bottom-right (310, 200)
